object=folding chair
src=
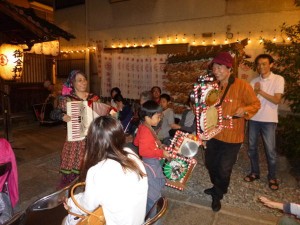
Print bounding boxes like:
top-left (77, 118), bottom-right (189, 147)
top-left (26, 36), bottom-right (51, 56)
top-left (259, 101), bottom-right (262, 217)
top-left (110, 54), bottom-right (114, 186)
top-left (2, 211), bottom-right (24, 225)
top-left (32, 103), bottom-right (61, 126)
top-left (143, 197), bottom-right (168, 225)
top-left (124, 116), bottom-right (134, 134)
top-left (20, 179), bottom-right (77, 225)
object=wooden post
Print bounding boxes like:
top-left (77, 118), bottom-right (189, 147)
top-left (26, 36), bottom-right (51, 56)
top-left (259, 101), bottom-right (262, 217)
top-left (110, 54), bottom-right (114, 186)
top-left (1, 82), bottom-right (12, 141)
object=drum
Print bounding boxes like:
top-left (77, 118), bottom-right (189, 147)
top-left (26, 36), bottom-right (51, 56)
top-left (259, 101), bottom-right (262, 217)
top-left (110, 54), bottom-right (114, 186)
top-left (200, 106), bottom-right (222, 140)
top-left (200, 106), bottom-right (218, 132)
top-left (161, 156), bottom-right (197, 191)
top-left (162, 130), bottom-right (199, 191)
top-left (162, 158), bottom-right (189, 181)
top-left (201, 86), bottom-right (219, 107)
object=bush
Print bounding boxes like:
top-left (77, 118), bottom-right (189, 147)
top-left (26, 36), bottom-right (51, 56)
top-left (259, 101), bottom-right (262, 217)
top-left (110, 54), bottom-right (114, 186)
top-left (278, 115), bottom-right (300, 158)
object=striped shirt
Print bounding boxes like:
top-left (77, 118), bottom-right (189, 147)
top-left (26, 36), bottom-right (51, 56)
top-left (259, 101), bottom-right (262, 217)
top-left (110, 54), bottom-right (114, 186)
top-left (214, 78), bottom-right (261, 143)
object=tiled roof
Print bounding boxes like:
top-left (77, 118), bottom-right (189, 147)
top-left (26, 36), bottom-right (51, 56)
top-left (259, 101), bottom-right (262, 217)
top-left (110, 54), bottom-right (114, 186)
top-left (0, 0), bottom-right (75, 47)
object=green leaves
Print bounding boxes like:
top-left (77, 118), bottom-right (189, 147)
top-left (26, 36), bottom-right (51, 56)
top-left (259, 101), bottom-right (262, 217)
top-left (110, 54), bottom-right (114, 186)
top-left (272, 21), bottom-right (300, 159)
top-left (263, 22), bottom-right (300, 114)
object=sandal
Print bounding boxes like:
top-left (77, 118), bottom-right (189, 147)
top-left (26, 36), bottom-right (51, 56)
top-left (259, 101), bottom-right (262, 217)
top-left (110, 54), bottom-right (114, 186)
top-left (244, 173), bottom-right (260, 182)
top-left (269, 179), bottom-right (279, 191)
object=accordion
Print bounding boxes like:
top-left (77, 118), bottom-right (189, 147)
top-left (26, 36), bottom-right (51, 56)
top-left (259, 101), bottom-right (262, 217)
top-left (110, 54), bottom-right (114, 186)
top-left (66, 101), bottom-right (111, 141)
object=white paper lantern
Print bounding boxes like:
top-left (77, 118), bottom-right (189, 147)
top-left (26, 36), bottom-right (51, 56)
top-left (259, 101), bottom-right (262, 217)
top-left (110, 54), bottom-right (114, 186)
top-left (42, 41), bottom-right (51, 55)
top-left (36, 41), bottom-right (59, 56)
top-left (31, 43), bottom-right (42, 54)
top-left (50, 40), bottom-right (60, 56)
top-left (0, 44), bottom-right (24, 80)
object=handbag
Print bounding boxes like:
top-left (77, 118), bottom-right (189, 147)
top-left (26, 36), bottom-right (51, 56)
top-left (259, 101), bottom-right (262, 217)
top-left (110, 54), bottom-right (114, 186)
top-left (68, 182), bottom-right (106, 225)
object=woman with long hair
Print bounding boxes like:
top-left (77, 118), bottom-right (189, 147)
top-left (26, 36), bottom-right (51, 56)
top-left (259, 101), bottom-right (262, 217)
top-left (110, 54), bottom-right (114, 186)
top-left (64, 116), bottom-right (148, 225)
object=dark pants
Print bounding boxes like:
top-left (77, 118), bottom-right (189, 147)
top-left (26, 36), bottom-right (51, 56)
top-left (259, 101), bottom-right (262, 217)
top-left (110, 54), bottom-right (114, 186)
top-left (205, 138), bottom-right (241, 200)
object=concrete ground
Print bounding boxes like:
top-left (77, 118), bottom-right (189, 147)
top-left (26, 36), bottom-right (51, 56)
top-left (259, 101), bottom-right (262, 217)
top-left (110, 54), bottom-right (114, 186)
top-left (1, 122), bottom-right (289, 225)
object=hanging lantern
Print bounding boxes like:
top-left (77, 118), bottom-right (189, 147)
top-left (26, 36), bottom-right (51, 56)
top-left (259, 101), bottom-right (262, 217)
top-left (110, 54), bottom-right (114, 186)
top-left (0, 44), bottom-right (24, 80)
top-left (31, 43), bottom-right (42, 54)
top-left (42, 41), bottom-right (51, 55)
top-left (27, 40), bottom-right (60, 56)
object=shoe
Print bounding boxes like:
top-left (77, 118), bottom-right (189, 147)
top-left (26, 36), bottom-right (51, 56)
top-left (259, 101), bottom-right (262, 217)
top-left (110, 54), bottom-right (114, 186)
top-left (211, 196), bottom-right (221, 212)
top-left (244, 173), bottom-right (260, 182)
top-left (269, 179), bottom-right (279, 191)
top-left (204, 187), bottom-right (214, 195)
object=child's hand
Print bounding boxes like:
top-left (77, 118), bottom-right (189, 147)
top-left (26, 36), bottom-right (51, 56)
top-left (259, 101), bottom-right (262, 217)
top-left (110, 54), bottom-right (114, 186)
top-left (163, 150), bottom-right (170, 160)
top-left (160, 144), bottom-right (166, 149)
top-left (171, 124), bottom-right (180, 129)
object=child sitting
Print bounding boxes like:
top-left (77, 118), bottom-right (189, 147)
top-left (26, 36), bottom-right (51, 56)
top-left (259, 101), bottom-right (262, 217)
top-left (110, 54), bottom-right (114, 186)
top-left (113, 93), bottom-right (133, 133)
top-left (169, 97), bottom-right (196, 137)
top-left (157, 94), bottom-right (175, 145)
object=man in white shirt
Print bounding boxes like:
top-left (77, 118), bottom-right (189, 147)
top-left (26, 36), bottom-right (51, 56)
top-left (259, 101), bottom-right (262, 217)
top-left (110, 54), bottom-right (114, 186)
top-left (244, 54), bottom-right (285, 191)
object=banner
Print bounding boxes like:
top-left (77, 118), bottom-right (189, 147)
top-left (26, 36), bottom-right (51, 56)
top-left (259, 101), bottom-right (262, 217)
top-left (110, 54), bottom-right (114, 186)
top-left (101, 53), bottom-right (167, 99)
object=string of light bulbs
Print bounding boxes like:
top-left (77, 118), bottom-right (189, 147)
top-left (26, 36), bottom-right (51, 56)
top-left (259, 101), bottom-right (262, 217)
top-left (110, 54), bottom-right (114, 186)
top-left (106, 31), bottom-right (291, 48)
top-left (60, 30), bottom-right (292, 53)
top-left (60, 47), bottom-right (96, 54)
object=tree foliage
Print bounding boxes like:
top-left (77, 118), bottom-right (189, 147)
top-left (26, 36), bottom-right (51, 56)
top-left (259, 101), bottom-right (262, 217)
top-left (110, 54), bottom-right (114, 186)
top-left (264, 21), bottom-right (300, 158)
top-left (263, 22), bottom-right (300, 113)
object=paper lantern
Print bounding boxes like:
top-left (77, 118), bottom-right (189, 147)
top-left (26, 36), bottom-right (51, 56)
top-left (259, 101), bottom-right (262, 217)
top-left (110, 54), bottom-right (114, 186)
top-left (0, 44), bottom-right (24, 80)
top-left (27, 40), bottom-right (59, 56)
top-left (50, 40), bottom-right (60, 56)
top-left (42, 41), bottom-right (51, 55)
top-left (43, 41), bottom-right (59, 56)
top-left (31, 43), bottom-right (42, 54)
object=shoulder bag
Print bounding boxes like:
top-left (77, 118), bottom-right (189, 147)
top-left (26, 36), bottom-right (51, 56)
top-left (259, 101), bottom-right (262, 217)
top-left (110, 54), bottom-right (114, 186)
top-left (68, 182), bottom-right (106, 225)
top-left (216, 75), bottom-right (235, 107)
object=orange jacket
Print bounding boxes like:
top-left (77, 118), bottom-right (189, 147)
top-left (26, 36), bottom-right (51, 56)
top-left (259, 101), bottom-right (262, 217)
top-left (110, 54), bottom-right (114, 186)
top-left (214, 78), bottom-right (261, 143)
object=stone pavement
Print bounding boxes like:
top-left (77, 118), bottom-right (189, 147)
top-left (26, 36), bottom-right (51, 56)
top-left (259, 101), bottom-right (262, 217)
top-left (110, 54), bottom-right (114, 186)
top-left (3, 122), bottom-right (298, 225)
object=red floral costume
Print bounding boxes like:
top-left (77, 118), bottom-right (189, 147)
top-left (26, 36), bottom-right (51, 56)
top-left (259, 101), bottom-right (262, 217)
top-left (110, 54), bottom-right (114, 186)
top-left (52, 93), bottom-right (100, 175)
